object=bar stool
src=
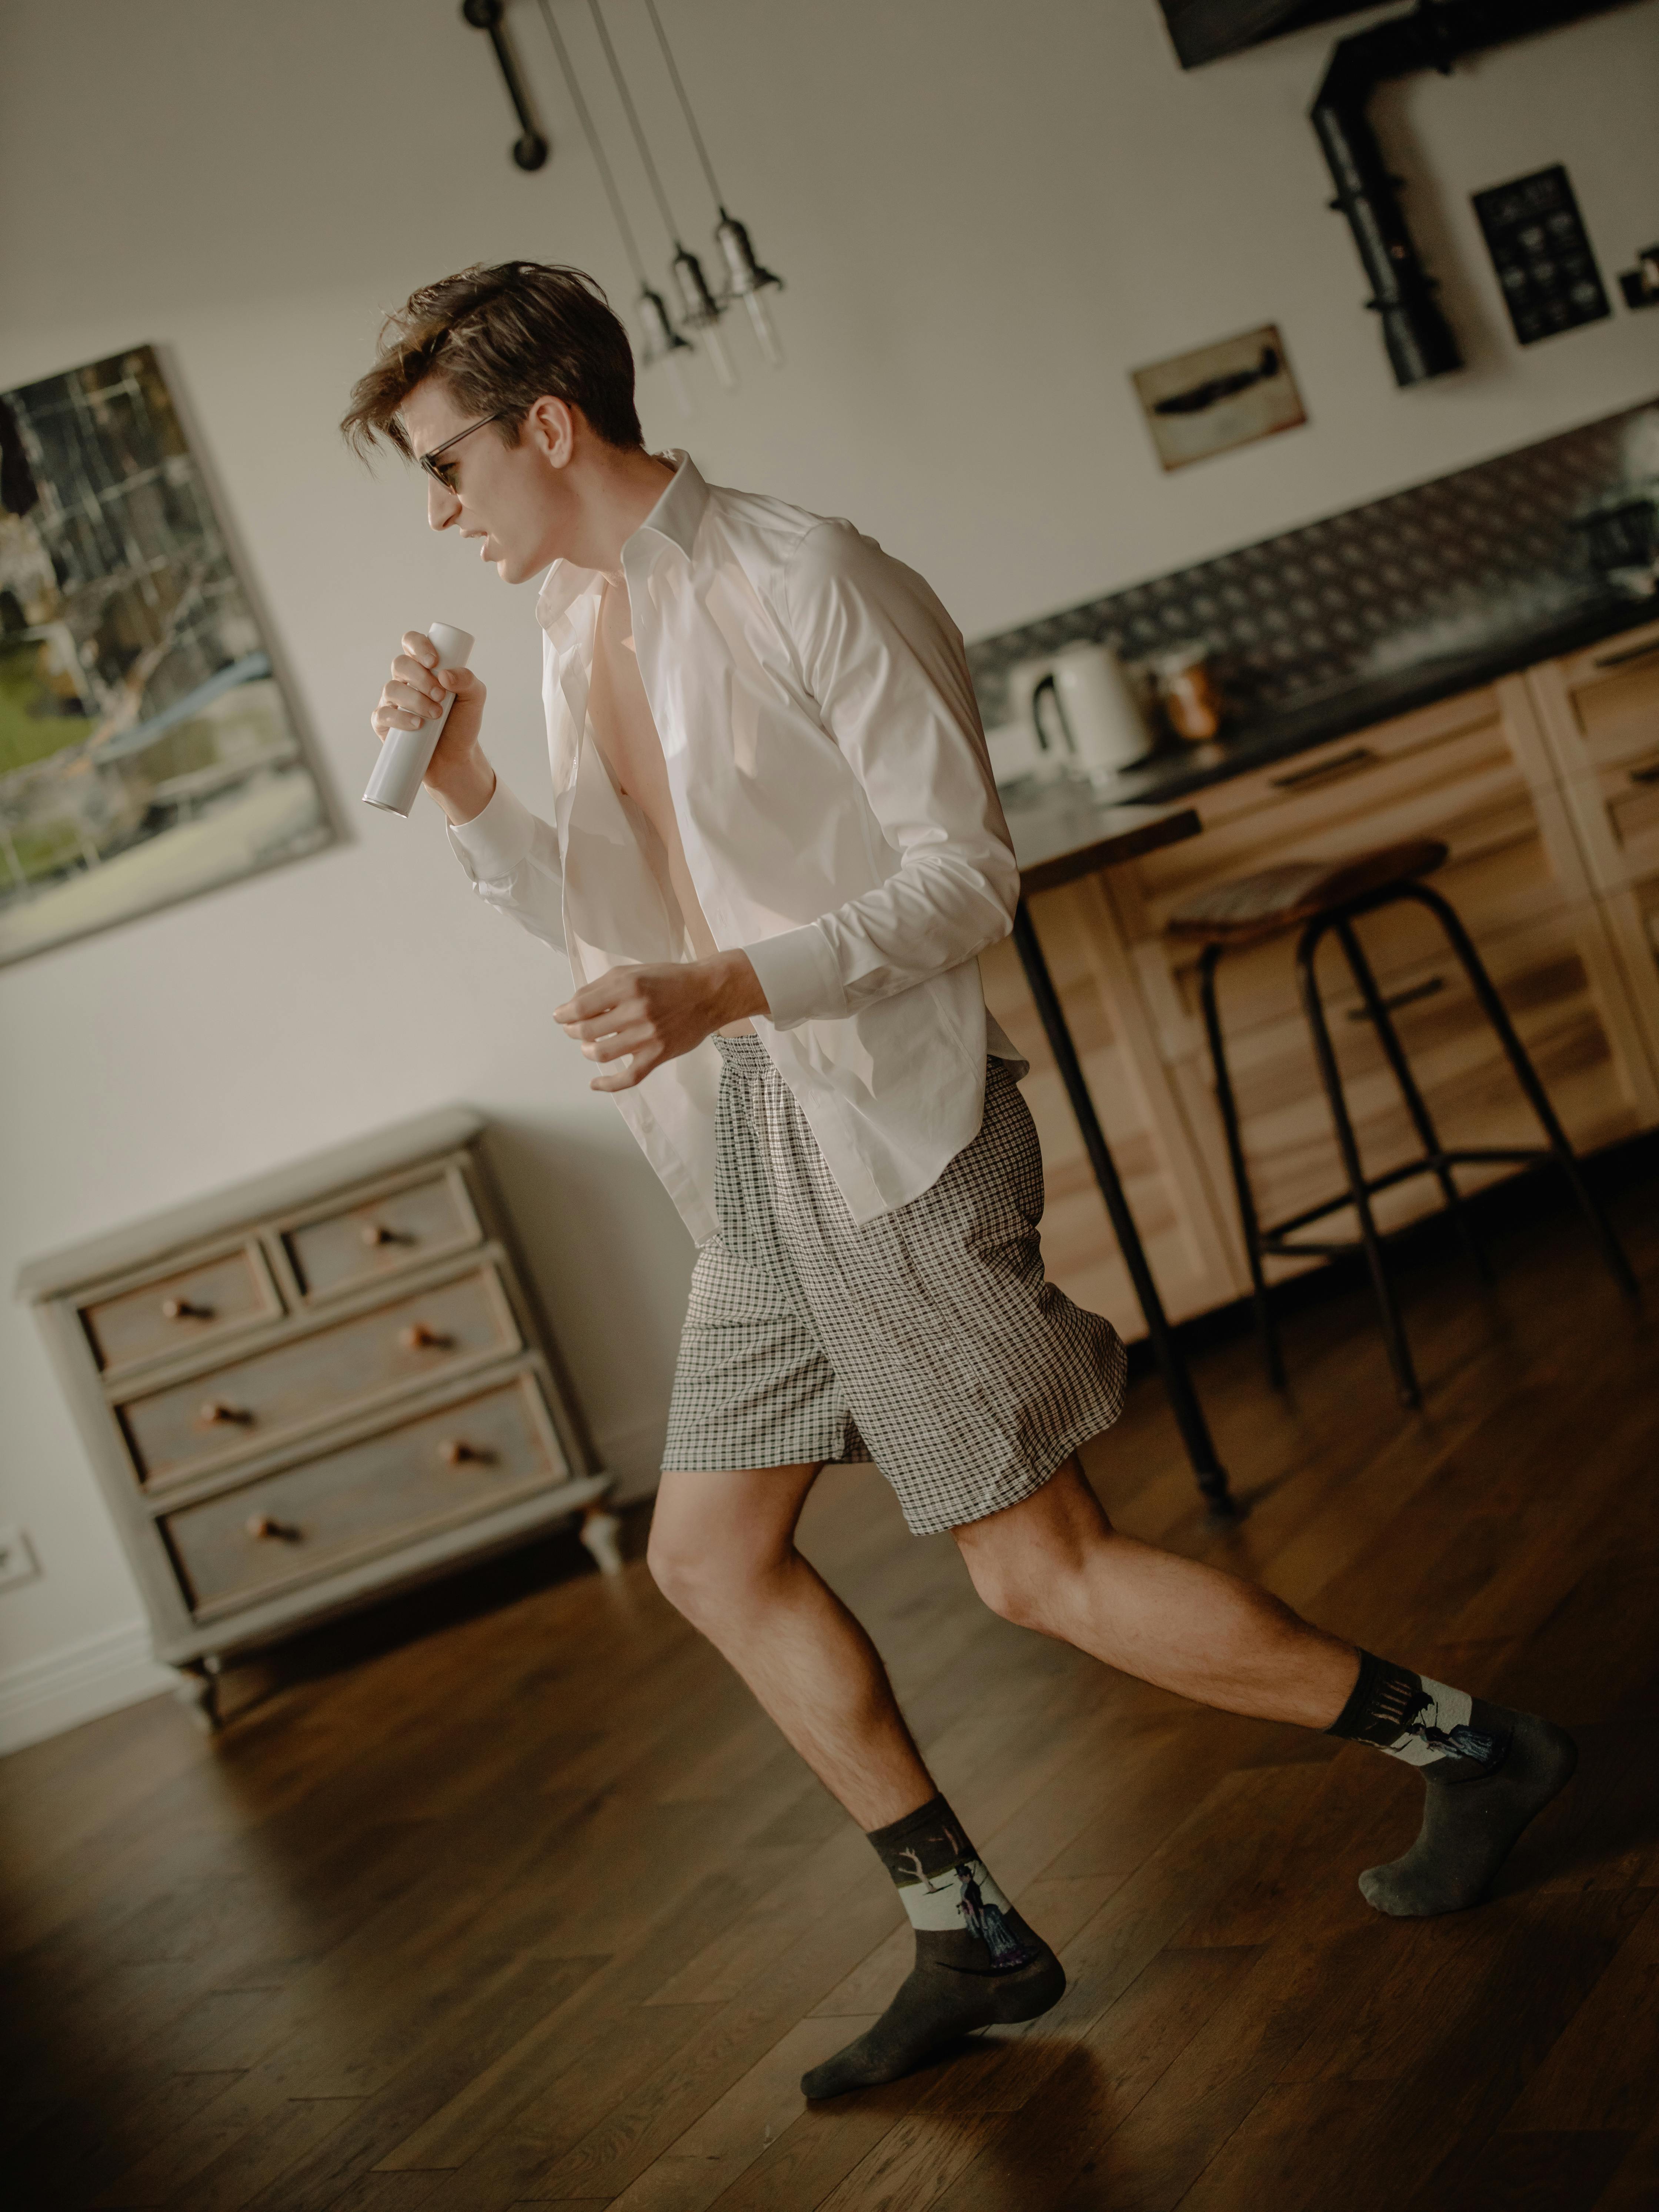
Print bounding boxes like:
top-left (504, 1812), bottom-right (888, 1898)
top-left (1168, 837), bottom-right (1638, 1406)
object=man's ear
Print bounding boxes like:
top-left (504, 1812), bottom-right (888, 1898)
top-left (523, 395), bottom-right (576, 467)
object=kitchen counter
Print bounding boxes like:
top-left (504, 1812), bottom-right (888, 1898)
top-left (999, 590), bottom-right (1659, 826)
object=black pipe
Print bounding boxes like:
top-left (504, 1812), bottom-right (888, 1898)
top-left (1311, 0), bottom-right (1626, 387)
top-left (462, 0), bottom-right (550, 171)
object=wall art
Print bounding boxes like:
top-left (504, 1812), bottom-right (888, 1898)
top-left (0, 346), bottom-right (332, 967)
top-left (1131, 324), bottom-right (1307, 473)
top-left (1472, 165), bottom-right (1610, 346)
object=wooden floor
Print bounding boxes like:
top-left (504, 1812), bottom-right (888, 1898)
top-left (8, 1162), bottom-right (1659, 2212)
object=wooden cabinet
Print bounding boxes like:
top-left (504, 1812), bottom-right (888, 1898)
top-left (991, 638), bottom-right (1659, 1329)
top-left (17, 1109), bottom-right (620, 1727)
top-left (1523, 617), bottom-right (1659, 1091)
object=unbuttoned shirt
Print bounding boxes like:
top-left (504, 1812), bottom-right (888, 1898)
top-left (447, 452), bottom-right (1026, 1245)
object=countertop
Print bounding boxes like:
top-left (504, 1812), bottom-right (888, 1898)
top-left (998, 588), bottom-right (1659, 844)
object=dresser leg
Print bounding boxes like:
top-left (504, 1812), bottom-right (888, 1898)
top-left (174, 1658), bottom-right (222, 1732)
top-left (580, 1507), bottom-right (625, 1577)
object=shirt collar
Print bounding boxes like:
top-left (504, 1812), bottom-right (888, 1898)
top-left (534, 450), bottom-right (708, 637)
top-left (635, 448), bottom-right (708, 559)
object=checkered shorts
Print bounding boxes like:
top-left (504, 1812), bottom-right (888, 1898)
top-left (661, 1034), bottom-right (1129, 1535)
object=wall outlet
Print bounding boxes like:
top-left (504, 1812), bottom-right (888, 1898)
top-left (0, 1525), bottom-right (41, 1592)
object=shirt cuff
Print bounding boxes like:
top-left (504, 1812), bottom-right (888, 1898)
top-left (446, 778), bottom-right (537, 882)
top-left (741, 922), bottom-right (848, 1030)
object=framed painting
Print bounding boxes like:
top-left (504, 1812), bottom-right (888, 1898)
top-left (0, 345), bottom-right (334, 966)
top-left (1131, 324), bottom-right (1308, 473)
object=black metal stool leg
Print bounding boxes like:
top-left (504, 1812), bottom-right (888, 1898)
top-left (1197, 944), bottom-right (1286, 1389)
top-left (1333, 915), bottom-right (1492, 1286)
top-left (1402, 883), bottom-right (1640, 1302)
top-left (1012, 901), bottom-right (1237, 1519)
top-left (1296, 918), bottom-right (1423, 1407)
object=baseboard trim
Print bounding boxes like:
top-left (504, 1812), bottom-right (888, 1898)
top-left (0, 1619), bottom-right (173, 1758)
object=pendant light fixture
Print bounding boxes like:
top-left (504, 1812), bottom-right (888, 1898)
top-left (531, 0), bottom-right (695, 415)
top-left (583, 0), bottom-right (739, 391)
top-left (464, 2), bottom-right (789, 393)
top-left (642, 0), bottom-right (787, 367)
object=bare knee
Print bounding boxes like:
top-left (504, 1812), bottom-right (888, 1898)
top-left (648, 1462), bottom-right (821, 1634)
top-left (967, 1554), bottom-right (1064, 1635)
top-left (954, 1459), bottom-right (1112, 1636)
top-left (645, 1527), bottom-right (720, 1625)
top-left (646, 1522), bottom-right (784, 1635)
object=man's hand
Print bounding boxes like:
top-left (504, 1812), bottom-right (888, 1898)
top-left (371, 630), bottom-right (495, 824)
top-left (554, 951), bottom-right (770, 1092)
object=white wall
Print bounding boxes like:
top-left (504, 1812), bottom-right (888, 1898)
top-left (3, 0), bottom-right (1656, 1749)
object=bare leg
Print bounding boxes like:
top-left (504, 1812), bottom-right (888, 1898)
top-left (952, 1455), bottom-right (1360, 1726)
top-left (647, 1462), bottom-right (935, 1828)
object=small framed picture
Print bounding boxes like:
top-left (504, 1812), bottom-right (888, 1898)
top-left (1131, 324), bottom-right (1307, 473)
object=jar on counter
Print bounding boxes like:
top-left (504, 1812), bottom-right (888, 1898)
top-left (1151, 641), bottom-right (1224, 743)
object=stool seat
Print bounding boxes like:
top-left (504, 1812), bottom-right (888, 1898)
top-left (1168, 838), bottom-right (1448, 947)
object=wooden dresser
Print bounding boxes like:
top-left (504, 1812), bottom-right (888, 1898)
top-left (16, 1108), bottom-right (618, 1728)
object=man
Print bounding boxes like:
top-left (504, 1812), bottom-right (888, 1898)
top-left (346, 261), bottom-right (1576, 2102)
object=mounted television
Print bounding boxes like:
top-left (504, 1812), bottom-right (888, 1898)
top-left (1157, 0), bottom-right (1381, 69)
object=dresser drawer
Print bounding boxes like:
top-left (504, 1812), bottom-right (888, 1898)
top-left (79, 1244), bottom-right (284, 1375)
top-left (158, 1374), bottom-right (568, 1617)
top-left (279, 1167), bottom-right (481, 1301)
top-left (116, 1268), bottom-right (522, 1485)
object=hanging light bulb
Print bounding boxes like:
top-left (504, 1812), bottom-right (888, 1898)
top-left (670, 247), bottom-right (738, 390)
top-left (637, 285), bottom-right (696, 417)
top-left (714, 209), bottom-right (785, 368)
top-left (583, 0), bottom-right (739, 400)
top-left (643, 0), bottom-right (788, 368)
top-left (534, 0), bottom-right (698, 413)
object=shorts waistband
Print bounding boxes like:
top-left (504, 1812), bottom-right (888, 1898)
top-left (712, 1032), bottom-right (771, 1065)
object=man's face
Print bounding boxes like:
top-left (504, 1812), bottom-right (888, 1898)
top-left (401, 378), bottom-right (574, 585)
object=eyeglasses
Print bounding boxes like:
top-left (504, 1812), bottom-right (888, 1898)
top-left (415, 409), bottom-right (517, 491)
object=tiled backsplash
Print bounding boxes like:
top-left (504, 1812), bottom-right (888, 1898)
top-left (967, 397), bottom-right (1659, 730)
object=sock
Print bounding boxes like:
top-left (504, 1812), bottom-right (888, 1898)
top-left (1327, 1651), bottom-right (1577, 1916)
top-left (800, 1794), bottom-right (1065, 2100)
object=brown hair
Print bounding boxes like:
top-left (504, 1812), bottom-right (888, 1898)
top-left (340, 261), bottom-right (642, 458)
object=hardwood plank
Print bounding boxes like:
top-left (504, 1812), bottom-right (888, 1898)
top-left (1593, 2103), bottom-right (1659, 2211)
top-left (1406, 2129), bottom-right (1631, 2212)
top-left (1500, 1888), bottom-right (1659, 2131)
top-left (1172, 2078), bottom-right (1392, 2212)
top-left (904, 1945), bottom-right (1263, 2212)
top-left (118, 2095), bottom-right (364, 2212)
top-left (600, 2017), bottom-right (864, 2212)
top-left (813, 2110), bottom-right (1005, 2212)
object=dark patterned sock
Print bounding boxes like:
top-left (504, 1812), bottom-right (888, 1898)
top-left (800, 1794), bottom-right (1065, 2101)
top-left (1328, 1651), bottom-right (1577, 1915)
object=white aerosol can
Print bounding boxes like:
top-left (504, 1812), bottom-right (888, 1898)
top-left (362, 623), bottom-right (475, 816)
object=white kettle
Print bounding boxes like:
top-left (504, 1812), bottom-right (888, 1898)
top-left (1010, 640), bottom-right (1155, 784)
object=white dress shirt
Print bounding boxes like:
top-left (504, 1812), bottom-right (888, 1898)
top-left (448, 452), bottom-right (1025, 1245)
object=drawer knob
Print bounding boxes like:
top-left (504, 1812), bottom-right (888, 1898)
top-left (200, 1400), bottom-right (253, 1427)
top-left (361, 1223), bottom-right (404, 1249)
top-left (402, 1323), bottom-right (453, 1351)
top-left (440, 1438), bottom-right (492, 1467)
top-left (162, 1297), bottom-right (213, 1321)
top-left (246, 1514), bottom-right (298, 1542)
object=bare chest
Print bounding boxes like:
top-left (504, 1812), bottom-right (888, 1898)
top-left (587, 590), bottom-right (676, 845)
